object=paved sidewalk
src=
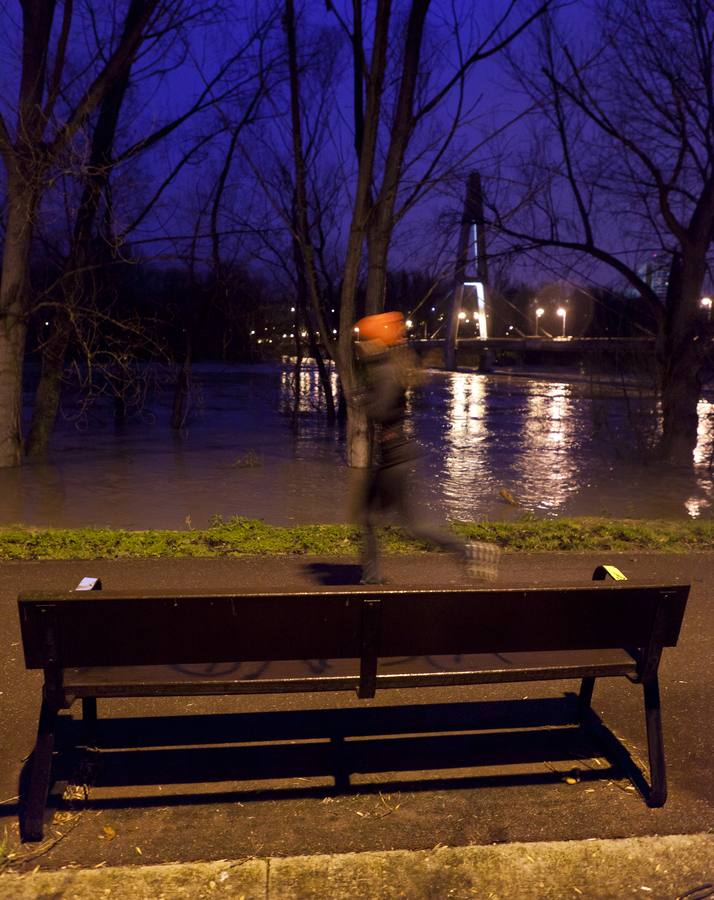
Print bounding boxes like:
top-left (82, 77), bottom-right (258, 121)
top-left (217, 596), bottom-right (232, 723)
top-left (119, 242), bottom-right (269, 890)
top-left (1, 551), bottom-right (712, 896)
top-left (1, 833), bottom-right (713, 899)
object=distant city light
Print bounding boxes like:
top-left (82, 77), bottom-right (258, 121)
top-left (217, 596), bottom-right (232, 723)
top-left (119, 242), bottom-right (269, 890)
top-left (557, 307), bottom-right (567, 337)
top-left (405, 319), bottom-right (413, 328)
top-left (458, 311), bottom-right (466, 320)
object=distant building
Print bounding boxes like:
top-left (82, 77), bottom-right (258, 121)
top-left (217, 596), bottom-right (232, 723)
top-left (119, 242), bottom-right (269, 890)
top-left (626, 252), bottom-right (670, 301)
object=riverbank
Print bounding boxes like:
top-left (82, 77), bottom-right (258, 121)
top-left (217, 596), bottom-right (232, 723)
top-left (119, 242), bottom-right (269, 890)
top-left (1, 515), bottom-right (714, 560)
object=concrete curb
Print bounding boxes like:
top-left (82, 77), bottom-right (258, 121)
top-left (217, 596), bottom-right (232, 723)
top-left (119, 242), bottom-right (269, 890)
top-left (2, 833), bottom-right (713, 899)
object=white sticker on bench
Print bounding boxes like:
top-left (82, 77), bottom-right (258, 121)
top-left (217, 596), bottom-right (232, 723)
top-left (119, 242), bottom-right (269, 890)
top-left (76, 577), bottom-right (100, 591)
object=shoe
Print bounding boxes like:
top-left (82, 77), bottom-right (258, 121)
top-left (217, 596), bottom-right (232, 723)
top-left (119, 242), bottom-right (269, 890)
top-left (465, 540), bottom-right (501, 582)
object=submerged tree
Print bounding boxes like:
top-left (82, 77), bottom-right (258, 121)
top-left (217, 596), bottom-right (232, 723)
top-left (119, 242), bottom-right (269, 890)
top-left (0, 0), bottom-right (175, 466)
top-left (490, 0), bottom-right (714, 464)
top-left (0, 0), bottom-right (274, 464)
top-left (317, 0), bottom-right (552, 465)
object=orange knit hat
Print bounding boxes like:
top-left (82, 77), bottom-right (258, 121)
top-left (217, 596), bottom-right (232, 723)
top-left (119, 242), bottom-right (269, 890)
top-left (354, 311), bottom-right (405, 346)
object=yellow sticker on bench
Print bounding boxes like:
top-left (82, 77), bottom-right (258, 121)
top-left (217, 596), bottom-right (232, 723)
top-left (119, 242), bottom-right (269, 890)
top-left (602, 565), bottom-right (627, 581)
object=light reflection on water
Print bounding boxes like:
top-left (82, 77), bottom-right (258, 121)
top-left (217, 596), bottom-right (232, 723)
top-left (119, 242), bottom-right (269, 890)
top-left (0, 362), bottom-right (712, 528)
top-left (280, 365), bottom-right (340, 416)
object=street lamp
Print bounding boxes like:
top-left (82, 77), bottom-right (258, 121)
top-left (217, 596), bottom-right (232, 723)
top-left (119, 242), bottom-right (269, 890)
top-left (556, 306), bottom-right (567, 337)
top-left (535, 307), bottom-right (544, 336)
top-left (702, 297), bottom-right (712, 322)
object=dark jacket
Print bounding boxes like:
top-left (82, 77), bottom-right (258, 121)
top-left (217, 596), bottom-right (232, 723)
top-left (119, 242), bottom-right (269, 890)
top-left (362, 348), bottom-right (420, 468)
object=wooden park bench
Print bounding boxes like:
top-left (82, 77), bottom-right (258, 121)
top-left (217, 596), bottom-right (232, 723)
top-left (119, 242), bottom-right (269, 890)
top-left (17, 569), bottom-right (689, 841)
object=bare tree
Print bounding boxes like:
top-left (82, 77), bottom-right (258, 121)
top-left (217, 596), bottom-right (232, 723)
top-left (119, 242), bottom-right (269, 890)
top-left (25, 0), bottom-right (155, 455)
top-left (284, 0), bottom-right (338, 421)
top-left (328, 0), bottom-right (552, 465)
top-left (226, 2), bottom-right (550, 467)
top-left (0, 1), bottom-right (275, 461)
top-left (490, 0), bottom-right (714, 464)
top-left (0, 0), bottom-right (182, 466)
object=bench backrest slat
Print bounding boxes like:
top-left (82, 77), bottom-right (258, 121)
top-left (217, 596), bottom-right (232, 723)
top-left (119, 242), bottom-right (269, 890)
top-left (18, 585), bottom-right (689, 669)
top-left (378, 586), bottom-right (687, 655)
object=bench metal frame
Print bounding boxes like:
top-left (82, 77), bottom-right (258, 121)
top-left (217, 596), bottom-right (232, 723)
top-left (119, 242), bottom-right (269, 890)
top-left (17, 572), bottom-right (689, 841)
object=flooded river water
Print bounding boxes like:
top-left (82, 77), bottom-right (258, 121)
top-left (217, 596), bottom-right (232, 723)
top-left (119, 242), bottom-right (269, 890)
top-left (1, 363), bottom-right (712, 528)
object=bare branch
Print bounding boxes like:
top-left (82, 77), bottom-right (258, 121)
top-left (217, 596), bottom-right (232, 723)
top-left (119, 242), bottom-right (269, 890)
top-left (416, 0), bottom-right (551, 122)
top-left (0, 112), bottom-right (13, 165)
top-left (42, 0), bottom-right (74, 124)
top-left (48, 0), bottom-right (163, 158)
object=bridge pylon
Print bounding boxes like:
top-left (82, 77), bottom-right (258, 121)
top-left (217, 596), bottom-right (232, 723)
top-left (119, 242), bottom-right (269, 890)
top-left (445, 172), bottom-right (490, 371)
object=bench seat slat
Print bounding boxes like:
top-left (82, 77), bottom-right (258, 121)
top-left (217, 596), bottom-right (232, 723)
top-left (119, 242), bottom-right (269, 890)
top-left (60, 649), bottom-right (637, 699)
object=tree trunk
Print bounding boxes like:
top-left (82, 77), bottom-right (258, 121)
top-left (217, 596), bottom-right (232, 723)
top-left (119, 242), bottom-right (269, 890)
top-left (291, 322), bottom-right (303, 418)
top-left (334, 0), bottom-right (392, 467)
top-left (311, 339), bottom-right (336, 423)
top-left (0, 183), bottom-right (35, 466)
top-left (365, 227), bottom-right (390, 315)
top-left (284, 0), bottom-right (337, 426)
top-left (656, 253), bottom-right (706, 465)
top-left (171, 335), bottom-right (192, 429)
top-left (346, 395), bottom-right (371, 468)
top-left (659, 362), bottom-right (700, 464)
top-left (26, 316), bottom-right (72, 457)
top-left (342, 0), bottom-right (428, 465)
top-left (0, 325), bottom-right (26, 468)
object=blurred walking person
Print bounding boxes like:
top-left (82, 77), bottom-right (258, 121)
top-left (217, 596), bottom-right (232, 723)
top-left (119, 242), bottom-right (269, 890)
top-left (353, 311), bottom-right (477, 584)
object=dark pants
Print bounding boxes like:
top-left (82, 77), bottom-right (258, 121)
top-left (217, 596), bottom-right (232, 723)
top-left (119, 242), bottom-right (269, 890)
top-left (359, 460), bottom-right (464, 583)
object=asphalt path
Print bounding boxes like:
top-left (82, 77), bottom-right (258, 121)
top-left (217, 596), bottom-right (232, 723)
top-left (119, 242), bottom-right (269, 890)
top-left (0, 551), bottom-right (711, 873)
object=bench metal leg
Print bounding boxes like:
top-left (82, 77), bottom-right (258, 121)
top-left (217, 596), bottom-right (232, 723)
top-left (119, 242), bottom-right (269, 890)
top-left (330, 734), bottom-right (350, 793)
top-left (643, 676), bottom-right (667, 807)
top-left (82, 697), bottom-right (98, 744)
top-left (578, 677), bottom-right (596, 721)
top-left (23, 699), bottom-right (58, 842)
top-left (82, 697), bottom-right (97, 722)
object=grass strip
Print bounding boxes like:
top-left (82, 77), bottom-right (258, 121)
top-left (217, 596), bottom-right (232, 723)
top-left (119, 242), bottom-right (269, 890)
top-left (0, 516), bottom-right (713, 560)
